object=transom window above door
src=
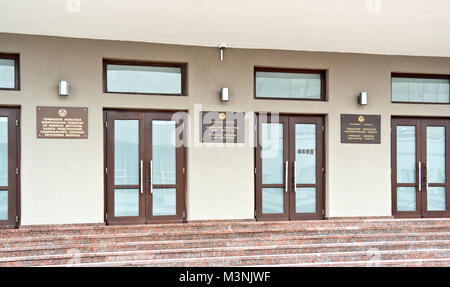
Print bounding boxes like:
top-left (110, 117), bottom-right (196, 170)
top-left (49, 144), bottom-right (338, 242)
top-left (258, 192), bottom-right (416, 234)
top-left (392, 73), bottom-right (450, 104)
top-left (0, 53), bottom-right (20, 91)
top-left (254, 67), bottom-right (326, 100)
top-left (103, 59), bottom-right (187, 96)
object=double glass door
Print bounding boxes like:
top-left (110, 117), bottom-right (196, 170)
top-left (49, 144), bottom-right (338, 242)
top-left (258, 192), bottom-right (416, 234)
top-left (255, 115), bottom-right (324, 220)
top-left (0, 108), bottom-right (19, 228)
top-left (105, 110), bottom-right (186, 224)
top-left (392, 118), bottom-right (449, 217)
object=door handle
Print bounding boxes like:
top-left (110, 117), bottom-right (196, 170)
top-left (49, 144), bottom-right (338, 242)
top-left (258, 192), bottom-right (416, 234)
top-left (285, 161), bottom-right (288, 192)
top-left (425, 162), bottom-right (429, 191)
top-left (150, 160), bottom-right (153, 194)
top-left (294, 161), bottom-right (297, 193)
top-left (140, 160), bottom-right (144, 194)
top-left (418, 161), bottom-right (421, 192)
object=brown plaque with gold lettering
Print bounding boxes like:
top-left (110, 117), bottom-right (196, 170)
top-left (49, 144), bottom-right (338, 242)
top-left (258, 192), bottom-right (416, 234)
top-left (37, 106), bottom-right (88, 139)
top-left (200, 111), bottom-right (245, 143)
top-left (341, 114), bottom-right (380, 144)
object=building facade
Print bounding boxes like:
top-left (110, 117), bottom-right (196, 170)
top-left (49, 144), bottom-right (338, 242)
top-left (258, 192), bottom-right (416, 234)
top-left (0, 32), bottom-right (449, 228)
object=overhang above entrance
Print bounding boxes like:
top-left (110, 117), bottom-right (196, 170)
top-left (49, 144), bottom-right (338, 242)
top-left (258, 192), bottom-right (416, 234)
top-left (0, 0), bottom-right (449, 57)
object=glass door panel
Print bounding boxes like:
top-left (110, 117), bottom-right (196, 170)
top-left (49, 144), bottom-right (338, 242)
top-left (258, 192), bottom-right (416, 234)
top-left (261, 123), bottom-right (284, 185)
top-left (151, 120), bottom-right (177, 216)
top-left (395, 125), bottom-right (418, 212)
top-left (294, 124), bottom-right (317, 213)
top-left (0, 117), bottom-right (8, 220)
top-left (261, 123), bottom-right (285, 214)
top-left (106, 112), bottom-right (145, 224)
top-left (114, 119), bottom-right (140, 217)
top-left (290, 117), bottom-right (323, 220)
top-left (423, 121), bottom-right (449, 216)
top-left (256, 116), bottom-right (289, 220)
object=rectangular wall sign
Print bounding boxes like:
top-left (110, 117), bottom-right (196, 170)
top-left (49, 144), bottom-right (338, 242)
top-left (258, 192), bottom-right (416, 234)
top-left (37, 106), bottom-right (88, 139)
top-left (200, 111), bottom-right (245, 143)
top-left (341, 114), bottom-right (380, 144)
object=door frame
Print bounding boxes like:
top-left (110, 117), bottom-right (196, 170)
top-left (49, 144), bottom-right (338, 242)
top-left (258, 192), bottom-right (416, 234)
top-left (0, 106), bottom-right (21, 229)
top-left (391, 116), bottom-right (450, 218)
top-left (103, 108), bottom-right (187, 225)
top-left (254, 113), bottom-right (326, 221)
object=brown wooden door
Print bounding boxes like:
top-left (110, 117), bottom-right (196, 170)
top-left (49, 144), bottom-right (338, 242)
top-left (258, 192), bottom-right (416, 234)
top-left (0, 107), bottom-right (19, 228)
top-left (105, 110), bottom-right (186, 225)
top-left (392, 118), bottom-right (450, 218)
top-left (255, 114), bottom-right (324, 221)
top-left (289, 116), bottom-right (324, 220)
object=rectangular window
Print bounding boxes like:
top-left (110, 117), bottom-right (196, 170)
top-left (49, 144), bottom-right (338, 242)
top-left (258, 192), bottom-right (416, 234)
top-left (392, 73), bottom-right (450, 104)
top-left (103, 59), bottom-right (186, 96)
top-left (0, 53), bottom-right (20, 91)
top-left (255, 67), bottom-right (326, 100)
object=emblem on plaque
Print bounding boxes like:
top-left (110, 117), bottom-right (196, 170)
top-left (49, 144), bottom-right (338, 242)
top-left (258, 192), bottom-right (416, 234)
top-left (58, 108), bottom-right (68, 117)
top-left (358, 115), bottom-right (365, 123)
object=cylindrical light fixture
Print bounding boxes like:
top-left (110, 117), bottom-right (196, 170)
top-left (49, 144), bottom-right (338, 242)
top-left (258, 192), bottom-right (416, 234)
top-left (358, 92), bottom-right (368, 105)
top-left (58, 81), bottom-right (69, 96)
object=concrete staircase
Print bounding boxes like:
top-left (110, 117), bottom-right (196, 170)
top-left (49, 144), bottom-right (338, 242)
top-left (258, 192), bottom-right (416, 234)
top-left (0, 218), bottom-right (449, 266)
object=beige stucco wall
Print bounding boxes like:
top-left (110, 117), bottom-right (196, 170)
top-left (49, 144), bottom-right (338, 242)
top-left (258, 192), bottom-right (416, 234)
top-left (0, 33), bottom-right (449, 225)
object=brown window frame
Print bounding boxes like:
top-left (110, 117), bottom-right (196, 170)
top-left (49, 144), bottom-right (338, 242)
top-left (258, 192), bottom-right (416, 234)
top-left (103, 59), bottom-right (187, 96)
top-left (391, 72), bottom-right (450, 105)
top-left (254, 67), bottom-right (327, 101)
top-left (0, 53), bottom-right (20, 91)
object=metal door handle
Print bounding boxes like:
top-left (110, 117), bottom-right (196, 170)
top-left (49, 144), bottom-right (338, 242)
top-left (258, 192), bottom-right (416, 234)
top-left (418, 161), bottom-right (421, 192)
top-left (294, 161), bottom-right (297, 193)
top-left (140, 160), bottom-right (144, 194)
top-left (426, 162), bottom-right (429, 191)
top-left (285, 161), bottom-right (288, 192)
top-left (150, 160), bottom-right (153, 194)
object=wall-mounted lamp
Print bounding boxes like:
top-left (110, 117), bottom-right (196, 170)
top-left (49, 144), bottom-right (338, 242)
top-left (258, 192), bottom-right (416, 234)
top-left (219, 44), bottom-right (227, 61)
top-left (58, 81), bottom-right (69, 96)
top-left (220, 87), bottom-right (229, 102)
top-left (358, 92), bottom-right (368, 105)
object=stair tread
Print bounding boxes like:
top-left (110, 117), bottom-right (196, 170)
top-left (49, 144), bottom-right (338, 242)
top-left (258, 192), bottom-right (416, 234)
top-left (2, 241), bottom-right (449, 263)
top-left (1, 223), bottom-right (448, 244)
top-left (46, 248), bottom-right (450, 267)
top-left (254, 257), bottom-right (450, 267)
top-left (1, 234), bottom-right (449, 253)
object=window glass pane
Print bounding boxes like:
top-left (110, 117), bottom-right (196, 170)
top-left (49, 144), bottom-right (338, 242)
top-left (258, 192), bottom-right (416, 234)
top-left (114, 189), bottom-right (139, 217)
top-left (152, 121), bottom-right (176, 185)
top-left (397, 187), bottom-right (416, 211)
top-left (261, 123), bottom-right (284, 184)
top-left (396, 126), bottom-right (416, 183)
top-left (262, 188), bottom-right (284, 214)
top-left (0, 117), bottom-right (7, 187)
top-left (106, 64), bottom-right (182, 94)
top-left (427, 187), bottom-right (446, 211)
top-left (0, 59), bottom-right (15, 89)
top-left (295, 124), bottom-right (316, 184)
top-left (392, 77), bottom-right (450, 103)
top-left (0, 190), bottom-right (7, 220)
top-left (114, 120), bottom-right (139, 185)
top-left (256, 71), bottom-right (321, 99)
top-left (153, 188), bottom-right (176, 216)
top-left (296, 187), bottom-right (316, 213)
top-left (426, 126), bottom-right (446, 183)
